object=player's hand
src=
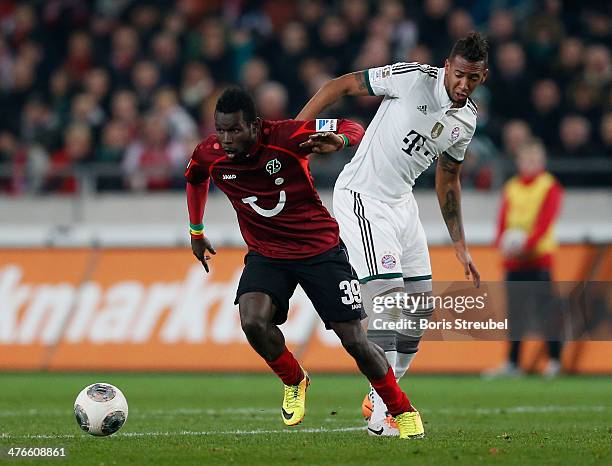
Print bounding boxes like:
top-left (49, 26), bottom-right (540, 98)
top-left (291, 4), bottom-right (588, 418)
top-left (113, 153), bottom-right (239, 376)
top-left (299, 132), bottom-right (345, 154)
top-left (454, 245), bottom-right (481, 288)
top-left (191, 236), bottom-right (216, 273)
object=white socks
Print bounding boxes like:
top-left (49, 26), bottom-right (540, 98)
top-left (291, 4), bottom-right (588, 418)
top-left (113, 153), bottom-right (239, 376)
top-left (385, 350), bottom-right (397, 370)
top-left (394, 352), bottom-right (416, 380)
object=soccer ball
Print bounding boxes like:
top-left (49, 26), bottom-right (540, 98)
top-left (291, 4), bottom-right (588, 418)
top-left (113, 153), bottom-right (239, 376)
top-left (74, 383), bottom-right (128, 436)
top-left (500, 228), bottom-right (527, 257)
top-left (362, 393), bottom-right (373, 420)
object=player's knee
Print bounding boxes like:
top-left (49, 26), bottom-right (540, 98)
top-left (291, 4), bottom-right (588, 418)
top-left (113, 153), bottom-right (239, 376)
top-left (362, 280), bottom-right (404, 316)
top-left (331, 321), bottom-right (368, 357)
top-left (340, 332), bottom-right (371, 359)
top-left (341, 338), bottom-right (368, 359)
top-left (239, 314), bottom-right (267, 338)
top-left (238, 293), bottom-right (275, 337)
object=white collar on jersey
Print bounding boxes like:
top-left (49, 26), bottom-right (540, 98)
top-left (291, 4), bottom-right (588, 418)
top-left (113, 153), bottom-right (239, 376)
top-left (436, 67), bottom-right (453, 109)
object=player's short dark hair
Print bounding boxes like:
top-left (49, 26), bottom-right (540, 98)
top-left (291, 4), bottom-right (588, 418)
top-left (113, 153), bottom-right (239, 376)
top-left (449, 31), bottom-right (489, 66)
top-left (215, 87), bottom-right (257, 123)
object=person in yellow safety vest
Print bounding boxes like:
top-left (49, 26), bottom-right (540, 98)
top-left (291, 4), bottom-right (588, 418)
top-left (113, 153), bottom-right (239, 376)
top-left (485, 139), bottom-right (564, 378)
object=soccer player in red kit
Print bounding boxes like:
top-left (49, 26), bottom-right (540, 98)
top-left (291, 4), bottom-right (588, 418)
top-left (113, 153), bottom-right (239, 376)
top-left (186, 87), bottom-right (424, 439)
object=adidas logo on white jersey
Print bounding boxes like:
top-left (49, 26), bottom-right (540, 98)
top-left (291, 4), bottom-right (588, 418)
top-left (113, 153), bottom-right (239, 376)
top-left (416, 105), bottom-right (427, 115)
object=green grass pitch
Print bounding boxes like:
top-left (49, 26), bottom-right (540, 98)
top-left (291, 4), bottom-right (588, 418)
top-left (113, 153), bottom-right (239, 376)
top-left (1, 373), bottom-right (611, 465)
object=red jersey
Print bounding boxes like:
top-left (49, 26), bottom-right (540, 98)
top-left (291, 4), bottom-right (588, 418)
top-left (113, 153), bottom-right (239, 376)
top-left (186, 119), bottom-right (365, 259)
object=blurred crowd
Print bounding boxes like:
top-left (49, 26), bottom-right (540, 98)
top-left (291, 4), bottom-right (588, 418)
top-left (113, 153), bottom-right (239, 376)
top-left (0, 0), bottom-right (610, 194)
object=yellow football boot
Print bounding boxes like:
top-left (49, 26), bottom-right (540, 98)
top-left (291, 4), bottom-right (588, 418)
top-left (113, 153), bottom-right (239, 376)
top-left (281, 371), bottom-right (310, 426)
top-left (394, 410), bottom-right (425, 439)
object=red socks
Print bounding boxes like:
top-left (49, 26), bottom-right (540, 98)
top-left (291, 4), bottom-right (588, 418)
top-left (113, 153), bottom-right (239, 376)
top-left (267, 351), bottom-right (410, 415)
top-left (370, 367), bottom-right (414, 416)
top-left (266, 347), bottom-right (304, 386)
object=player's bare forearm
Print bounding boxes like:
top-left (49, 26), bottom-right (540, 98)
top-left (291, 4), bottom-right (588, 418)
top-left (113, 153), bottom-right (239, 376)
top-left (296, 72), bottom-right (370, 120)
top-left (186, 179), bottom-right (209, 224)
top-left (435, 153), bottom-right (480, 287)
top-left (298, 131), bottom-right (344, 154)
top-left (186, 180), bottom-right (216, 272)
top-left (435, 155), bottom-right (465, 245)
top-left (298, 119), bottom-right (365, 154)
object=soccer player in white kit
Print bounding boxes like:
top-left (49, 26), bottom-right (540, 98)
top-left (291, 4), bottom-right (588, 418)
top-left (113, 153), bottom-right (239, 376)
top-left (297, 32), bottom-right (487, 436)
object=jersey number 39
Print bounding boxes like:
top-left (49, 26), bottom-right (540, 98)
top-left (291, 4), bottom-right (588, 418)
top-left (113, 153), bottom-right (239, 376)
top-left (339, 280), bottom-right (362, 305)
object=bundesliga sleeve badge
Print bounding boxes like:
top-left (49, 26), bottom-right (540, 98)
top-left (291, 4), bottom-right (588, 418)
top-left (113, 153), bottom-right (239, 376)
top-left (316, 119), bottom-right (338, 132)
top-left (451, 126), bottom-right (461, 142)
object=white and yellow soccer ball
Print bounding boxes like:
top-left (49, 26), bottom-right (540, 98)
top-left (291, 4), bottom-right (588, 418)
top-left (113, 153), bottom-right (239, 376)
top-left (74, 383), bottom-right (128, 436)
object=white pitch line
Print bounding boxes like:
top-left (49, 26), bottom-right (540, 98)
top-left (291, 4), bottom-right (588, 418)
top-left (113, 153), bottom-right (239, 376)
top-left (1, 405), bottom-right (609, 439)
top-left (0, 407), bottom-right (279, 417)
top-left (477, 405), bottom-right (606, 414)
top-left (1, 426), bottom-right (367, 440)
top-left (432, 405), bottom-right (606, 415)
top-left (147, 407), bottom-right (279, 415)
top-left (0, 405), bottom-right (606, 418)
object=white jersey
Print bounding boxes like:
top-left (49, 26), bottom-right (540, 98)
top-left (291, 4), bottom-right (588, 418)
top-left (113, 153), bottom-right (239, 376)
top-left (335, 63), bottom-right (478, 203)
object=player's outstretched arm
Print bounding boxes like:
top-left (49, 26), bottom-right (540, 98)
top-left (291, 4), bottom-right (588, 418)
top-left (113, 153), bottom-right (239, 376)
top-left (298, 131), bottom-right (346, 154)
top-left (296, 71), bottom-right (370, 120)
top-left (297, 119), bottom-right (365, 154)
top-left (435, 153), bottom-right (480, 288)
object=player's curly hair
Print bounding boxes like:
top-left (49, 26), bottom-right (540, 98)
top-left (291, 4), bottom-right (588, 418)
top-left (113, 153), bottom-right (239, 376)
top-left (450, 31), bottom-right (489, 66)
top-left (215, 87), bottom-right (257, 123)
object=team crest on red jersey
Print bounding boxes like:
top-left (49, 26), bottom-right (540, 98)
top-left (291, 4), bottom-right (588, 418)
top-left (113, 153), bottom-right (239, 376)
top-left (266, 158), bottom-right (281, 175)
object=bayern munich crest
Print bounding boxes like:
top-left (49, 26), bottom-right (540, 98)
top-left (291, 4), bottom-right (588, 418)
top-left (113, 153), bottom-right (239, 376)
top-left (451, 126), bottom-right (461, 142)
top-left (381, 254), bottom-right (397, 270)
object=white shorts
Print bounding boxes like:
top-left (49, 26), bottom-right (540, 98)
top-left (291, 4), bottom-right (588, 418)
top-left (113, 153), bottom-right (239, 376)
top-left (332, 188), bottom-right (432, 284)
